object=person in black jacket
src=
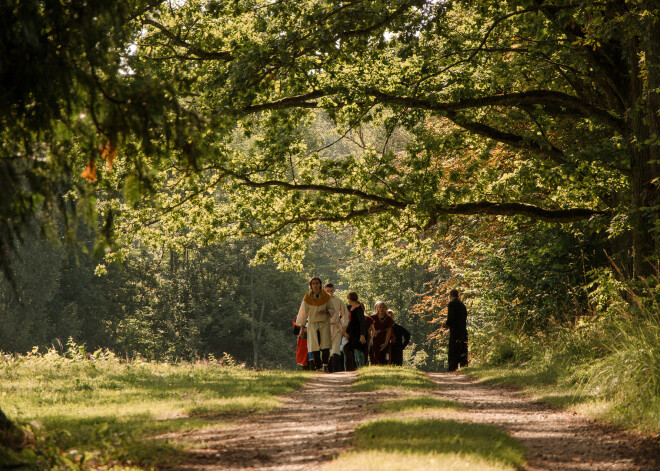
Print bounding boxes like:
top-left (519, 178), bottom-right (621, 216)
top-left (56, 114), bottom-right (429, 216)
top-left (342, 291), bottom-right (367, 370)
top-left (444, 288), bottom-right (468, 371)
top-left (387, 309), bottom-right (411, 366)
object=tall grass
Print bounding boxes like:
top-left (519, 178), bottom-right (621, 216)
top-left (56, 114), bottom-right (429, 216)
top-left (0, 343), bottom-right (311, 470)
top-left (576, 287), bottom-right (660, 431)
top-left (469, 273), bottom-right (660, 433)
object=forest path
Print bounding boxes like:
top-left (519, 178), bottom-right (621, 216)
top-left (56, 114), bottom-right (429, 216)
top-left (428, 373), bottom-right (659, 471)
top-left (170, 371), bottom-right (381, 470)
top-left (167, 371), bottom-right (659, 471)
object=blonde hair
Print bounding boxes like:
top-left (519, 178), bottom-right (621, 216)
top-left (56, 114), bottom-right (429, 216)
top-left (373, 301), bottom-right (388, 314)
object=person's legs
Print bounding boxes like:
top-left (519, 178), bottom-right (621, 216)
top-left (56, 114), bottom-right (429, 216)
top-left (307, 322), bottom-right (323, 370)
top-left (343, 343), bottom-right (355, 371)
top-left (459, 341), bottom-right (469, 367)
top-left (321, 348), bottom-right (330, 366)
top-left (318, 322), bottom-right (332, 370)
top-left (447, 340), bottom-right (459, 371)
top-left (391, 345), bottom-right (403, 366)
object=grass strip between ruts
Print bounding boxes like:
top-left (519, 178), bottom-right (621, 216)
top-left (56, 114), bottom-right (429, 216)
top-left (351, 366), bottom-right (438, 392)
top-left (325, 418), bottom-right (527, 471)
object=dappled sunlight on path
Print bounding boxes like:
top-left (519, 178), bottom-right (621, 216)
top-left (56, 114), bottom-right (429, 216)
top-left (428, 372), bottom-right (659, 471)
top-left (168, 372), bottom-right (379, 470)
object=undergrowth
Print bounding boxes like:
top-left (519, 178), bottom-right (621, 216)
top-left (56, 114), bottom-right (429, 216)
top-left (0, 342), bottom-right (312, 470)
top-left (469, 273), bottom-right (660, 433)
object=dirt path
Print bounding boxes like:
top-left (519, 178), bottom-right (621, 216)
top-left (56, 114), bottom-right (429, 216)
top-left (427, 373), bottom-right (659, 471)
top-left (169, 372), bottom-right (382, 470)
top-left (165, 371), bottom-right (659, 471)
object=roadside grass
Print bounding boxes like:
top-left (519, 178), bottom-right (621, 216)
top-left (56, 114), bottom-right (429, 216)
top-left (467, 299), bottom-right (660, 434)
top-left (352, 366), bottom-right (437, 392)
top-left (467, 363), bottom-right (592, 409)
top-left (377, 396), bottom-right (465, 413)
top-left (324, 418), bottom-right (526, 471)
top-left (0, 348), bottom-right (312, 470)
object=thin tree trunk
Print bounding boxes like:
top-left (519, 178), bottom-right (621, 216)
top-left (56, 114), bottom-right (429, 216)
top-left (249, 266), bottom-right (265, 368)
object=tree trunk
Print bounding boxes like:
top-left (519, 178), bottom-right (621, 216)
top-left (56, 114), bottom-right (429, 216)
top-left (248, 266), bottom-right (265, 368)
top-left (0, 406), bottom-right (23, 449)
top-left (626, 14), bottom-right (660, 278)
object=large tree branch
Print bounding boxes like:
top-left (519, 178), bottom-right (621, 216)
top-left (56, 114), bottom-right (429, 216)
top-left (243, 87), bottom-right (624, 132)
top-left (245, 204), bottom-right (392, 237)
top-left (445, 111), bottom-right (567, 164)
top-left (431, 201), bottom-right (606, 222)
top-left (368, 89), bottom-right (625, 131)
top-left (242, 90), bottom-right (333, 113)
top-left (142, 19), bottom-right (233, 61)
top-left (224, 169), bottom-right (409, 208)
top-left (222, 169), bottom-right (606, 225)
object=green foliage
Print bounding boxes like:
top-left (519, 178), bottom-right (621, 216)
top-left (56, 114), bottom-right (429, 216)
top-left (0, 230), bottom-right (308, 366)
top-left (0, 349), bottom-right (311, 469)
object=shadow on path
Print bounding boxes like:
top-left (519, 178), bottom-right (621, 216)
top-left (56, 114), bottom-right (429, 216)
top-left (166, 372), bottom-right (379, 471)
top-left (428, 372), bottom-right (660, 471)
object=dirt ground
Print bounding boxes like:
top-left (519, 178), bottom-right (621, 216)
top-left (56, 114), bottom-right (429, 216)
top-left (164, 371), bottom-right (659, 471)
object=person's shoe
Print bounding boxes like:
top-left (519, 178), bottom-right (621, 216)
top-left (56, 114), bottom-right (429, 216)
top-left (322, 364), bottom-right (329, 373)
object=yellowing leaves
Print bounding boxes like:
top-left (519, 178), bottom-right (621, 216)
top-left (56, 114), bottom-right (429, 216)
top-left (81, 141), bottom-right (117, 183)
top-left (81, 161), bottom-right (97, 183)
top-left (101, 141), bottom-right (118, 171)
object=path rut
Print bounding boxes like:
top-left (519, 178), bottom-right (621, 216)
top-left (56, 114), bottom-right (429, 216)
top-left (164, 371), bottom-right (659, 471)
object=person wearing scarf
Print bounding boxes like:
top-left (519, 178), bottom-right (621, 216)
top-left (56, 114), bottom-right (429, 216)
top-left (324, 282), bottom-right (348, 372)
top-left (296, 276), bottom-right (331, 371)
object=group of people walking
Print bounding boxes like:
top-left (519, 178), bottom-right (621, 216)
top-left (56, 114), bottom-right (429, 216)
top-left (293, 277), bottom-right (469, 372)
top-left (293, 276), bottom-right (411, 372)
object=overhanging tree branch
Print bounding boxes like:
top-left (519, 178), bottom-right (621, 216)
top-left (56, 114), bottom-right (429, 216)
top-left (368, 89), bottom-right (625, 131)
top-left (219, 168), bottom-right (606, 224)
top-left (142, 19), bottom-right (233, 61)
top-left (430, 201), bottom-right (606, 223)
top-left (445, 111), bottom-right (568, 164)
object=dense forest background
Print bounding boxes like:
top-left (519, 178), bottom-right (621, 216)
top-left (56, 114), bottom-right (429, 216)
top-left (0, 224), bottom-right (442, 369)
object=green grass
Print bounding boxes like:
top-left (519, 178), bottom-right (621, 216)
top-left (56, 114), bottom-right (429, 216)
top-left (0, 350), bottom-right (312, 470)
top-left (467, 275), bottom-right (660, 434)
top-left (325, 418), bottom-right (526, 471)
top-left (466, 322), bottom-right (660, 433)
top-left (377, 396), bottom-right (465, 413)
top-left (352, 366), bottom-right (438, 392)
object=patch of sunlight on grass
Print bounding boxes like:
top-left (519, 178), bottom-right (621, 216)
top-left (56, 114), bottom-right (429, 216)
top-left (353, 366), bottom-right (437, 392)
top-left (324, 450), bottom-right (517, 471)
top-left (325, 418), bottom-right (526, 471)
top-left (467, 365), bottom-right (592, 409)
top-left (467, 364), bottom-right (558, 388)
top-left (377, 396), bottom-right (464, 413)
top-left (0, 355), bottom-right (311, 469)
top-left (186, 395), bottom-right (280, 415)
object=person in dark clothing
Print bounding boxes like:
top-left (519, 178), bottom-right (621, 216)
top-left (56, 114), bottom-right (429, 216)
top-left (370, 301), bottom-right (394, 365)
top-left (342, 291), bottom-right (367, 370)
top-left (388, 310), bottom-right (411, 366)
top-left (444, 288), bottom-right (468, 371)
